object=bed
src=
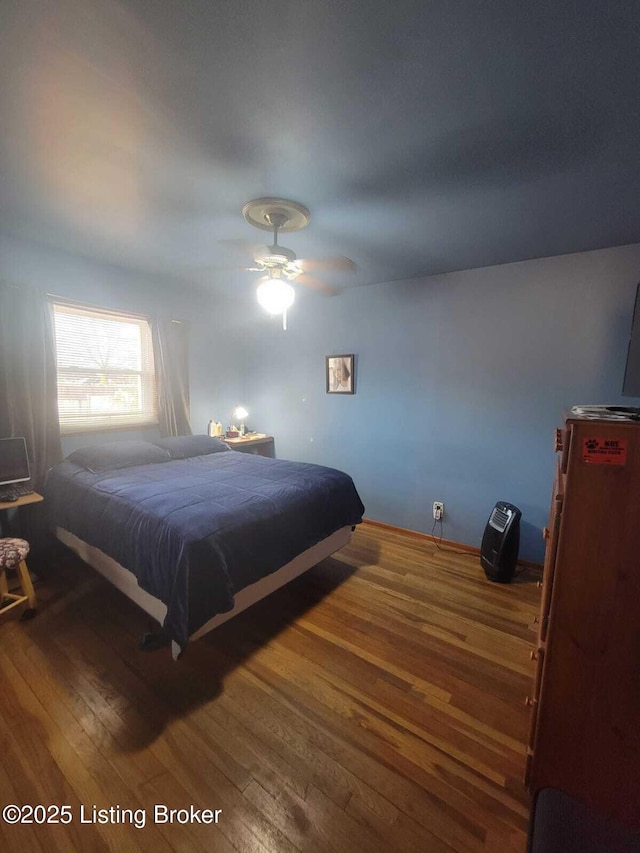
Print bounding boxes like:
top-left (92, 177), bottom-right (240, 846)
top-left (44, 436), bottom-right (365, 657)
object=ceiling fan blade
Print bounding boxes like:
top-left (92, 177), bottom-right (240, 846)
top-left (297, 256), bottom-right (356, 273)
top-left (296, 273), bottom-right (339, 296)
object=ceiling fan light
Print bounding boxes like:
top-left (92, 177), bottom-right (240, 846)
top-left (256, 279), bottom-right (295, 315)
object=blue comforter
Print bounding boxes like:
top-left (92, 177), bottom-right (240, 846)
top-left (45, 452), bottom-right (364, 646)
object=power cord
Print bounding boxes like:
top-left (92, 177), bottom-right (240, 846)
top-left (430, 517), bottom-right (444, 550)
top-left (429, 518), bottom-right (474, 556)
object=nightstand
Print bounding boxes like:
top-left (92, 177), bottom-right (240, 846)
top-left (221, 434), bottom-right (274, 457)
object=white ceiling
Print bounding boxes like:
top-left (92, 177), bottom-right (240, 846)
top-left (2, 0), bottom-right (639, 296)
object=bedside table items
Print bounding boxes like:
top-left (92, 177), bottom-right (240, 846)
top-left (225, 406), bottom-right (249, 438)
top-left (234, 406), bottom-right (249, 437)
top-left (209, 407), bottom-right (250, 439)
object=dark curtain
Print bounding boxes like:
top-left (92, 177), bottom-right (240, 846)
top-left (0, 284), bottom-right (63, 488)
top-left (151, 316), bottom-right (192, 437)
top-left (0, 285), bottom-right (63, 561)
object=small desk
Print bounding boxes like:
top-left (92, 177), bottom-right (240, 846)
top-left (221, 434), bottom-right (274, 457)
top-left (0, 492), bottom-right (44, 539)
top-left (0, 492), bottom-right (44, 512)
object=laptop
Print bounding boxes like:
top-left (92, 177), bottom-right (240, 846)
top-left (0, 437), bottom-right (34, 500)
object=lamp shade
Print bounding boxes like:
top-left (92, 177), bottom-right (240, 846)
top-left (234, 406), bottom-right (248, 421)
top-left (256, 279), bottom-right (295, 315)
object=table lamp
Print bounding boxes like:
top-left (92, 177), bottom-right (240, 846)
top-left (234, 406), bottom-right (249, 436)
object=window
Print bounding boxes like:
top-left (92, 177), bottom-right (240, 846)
top-left (52, 301), bottom-right (158, 434)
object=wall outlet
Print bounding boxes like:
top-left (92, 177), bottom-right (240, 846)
top-left (433, 501), bottom-right (444, 521)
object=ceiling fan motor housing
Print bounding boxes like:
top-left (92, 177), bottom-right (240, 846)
top-left (241, 196), bottom-right (352, 297)
top-left (262, 244), bottom-right (296, 262)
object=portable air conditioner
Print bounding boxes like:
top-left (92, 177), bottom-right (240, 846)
top-left (481, 502), bottom-right (522, 583)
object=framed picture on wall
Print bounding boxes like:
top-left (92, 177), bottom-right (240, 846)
top-left (326, 354), bottom-right (355, 394)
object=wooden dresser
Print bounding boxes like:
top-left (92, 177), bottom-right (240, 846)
top-left (526, 411), bottom-right (640, 828)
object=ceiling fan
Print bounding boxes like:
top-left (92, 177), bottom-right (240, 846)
top-left (237, 198), bottom-right (356, 329)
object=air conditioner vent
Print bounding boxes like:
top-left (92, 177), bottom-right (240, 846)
top-left (489, 507), bottom-right (510, 532)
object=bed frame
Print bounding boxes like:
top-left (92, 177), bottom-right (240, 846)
top-left (56, 525), bottom-right (354, 659)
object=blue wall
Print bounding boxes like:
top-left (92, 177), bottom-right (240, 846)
top-left (240, 244), bottom-right (640, 562)
top-left (4, 235), bottom-right (640, 563)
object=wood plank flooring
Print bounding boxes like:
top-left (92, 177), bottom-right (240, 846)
top-left (0, 522), bottom-right (540, 852)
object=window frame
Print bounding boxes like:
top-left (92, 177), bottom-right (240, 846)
top-left (51, 298), bottom-right (159, 435)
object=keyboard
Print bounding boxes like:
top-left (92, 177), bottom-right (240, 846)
top-left (0, 483), bottom-right (34, 502)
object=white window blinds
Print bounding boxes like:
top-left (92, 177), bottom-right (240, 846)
top-left (52, 301), bottom-right (158, 434)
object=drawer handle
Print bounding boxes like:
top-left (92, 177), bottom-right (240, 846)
top-left (525, 696), bottom-right (536, 708)
top-left (530, 650), bottom-right (538, 661)
top-left (537, 581), bottom-right (543, 589)
top-left (542, 527), bottom-right (550, 541)
top-left (533, 616), bottom-right (540, 624)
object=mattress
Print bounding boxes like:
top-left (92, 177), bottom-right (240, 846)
top-left (45, 451), bottom-right (364, 646)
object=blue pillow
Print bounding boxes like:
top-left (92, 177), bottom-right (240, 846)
top-left (151, 434), bottom-right (230, 459)
top-left (67, 441), bottom-right (171, 473)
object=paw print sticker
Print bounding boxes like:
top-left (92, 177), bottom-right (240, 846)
top-left (582, 436), bottom-right (627, 465)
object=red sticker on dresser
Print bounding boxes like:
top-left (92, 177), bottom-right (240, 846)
top-left (582, 437), bottom-right (627, 465)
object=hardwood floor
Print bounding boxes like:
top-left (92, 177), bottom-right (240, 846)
top-left (0, 522), bottom-right (540, 852)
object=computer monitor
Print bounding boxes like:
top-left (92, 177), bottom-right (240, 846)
top-left (0, 437), bottom-right (31, 487)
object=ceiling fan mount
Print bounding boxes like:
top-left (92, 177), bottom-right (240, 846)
top-left (242, 198), bottom-right (311, 233)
